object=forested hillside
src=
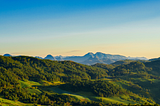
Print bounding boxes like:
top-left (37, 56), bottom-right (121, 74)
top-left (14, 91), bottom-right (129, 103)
top-left (0, 55), bottom-right (159, 105)
top-left (93, 60), bottom-right (160, 104)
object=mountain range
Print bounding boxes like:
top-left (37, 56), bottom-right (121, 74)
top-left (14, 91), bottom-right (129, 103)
top-left (45, 52), bottom-right (148, 65)
top-left (3, 52), bottom-right (149, 65)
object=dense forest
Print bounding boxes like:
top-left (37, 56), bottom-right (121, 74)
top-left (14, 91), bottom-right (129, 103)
top-left (0, 55), bottom-right (160, 105)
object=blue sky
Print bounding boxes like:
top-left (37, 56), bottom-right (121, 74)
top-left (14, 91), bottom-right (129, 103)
top-left (0, 0), bottom-right (160, 58)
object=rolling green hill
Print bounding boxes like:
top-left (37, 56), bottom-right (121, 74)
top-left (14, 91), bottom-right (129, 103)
top-left (93, 60), bottom-right (160, 104)
top-left (0, 55), bottom-right (159, 105)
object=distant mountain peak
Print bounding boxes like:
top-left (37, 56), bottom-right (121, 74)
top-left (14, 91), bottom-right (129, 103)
top-left (44, 54), bottom-right (56, 60)
top-left (3, 53), bottom-right (12, 57)
top-left (85, 52), bottom-right (94, 55)
top-left (84, 52), bottom-right (94, 58)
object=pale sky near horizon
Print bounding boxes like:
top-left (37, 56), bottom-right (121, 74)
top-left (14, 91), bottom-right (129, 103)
top-left (0, 0), bottom-right (160, 59)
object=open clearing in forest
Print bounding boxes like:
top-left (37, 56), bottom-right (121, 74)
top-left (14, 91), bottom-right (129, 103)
top-left (95, 96), bottom-right (138, 105)
top-left (46, 85), bottom-right (139, 105)
top-left (0, 97), bottom-right (34, 106)
top-left (47, 86), bottom-right (91, 101)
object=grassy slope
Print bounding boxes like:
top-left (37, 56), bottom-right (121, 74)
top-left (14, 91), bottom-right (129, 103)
top-left (0, 79), bottom-right (156, 105)
top-left (93, 61), bottom-right (160, 104)
top-left (129, 78), bottom-right (160, 104)
top-left (0, 80), bottom-right (42, 106)
top-left (111, 78), bottom-right (157, 104)
top-left (39, 85), bottom-right (136, 105)
top-left (0, 97), bottom-right (25, 106)
top-left (0, 97), bottom-right (35, 106)
top-left (38, 78), bottom-right (152, 105)
top-left (96, 97), bottom-right (137, 104)
top-left (19, 80), bottom-right (42, 94)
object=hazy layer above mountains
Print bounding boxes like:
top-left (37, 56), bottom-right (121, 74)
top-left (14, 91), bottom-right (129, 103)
top-left (3, 52), bottom-right (150, 65)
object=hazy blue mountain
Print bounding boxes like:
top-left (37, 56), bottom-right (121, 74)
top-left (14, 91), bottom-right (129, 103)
top-left (80, 56), bottom-right (103, 65)
top-left (3, 54), bottom-right (12, 57)
top-left (63, 52), bottom-right (94, 63)
top-left (80, 52), bottom-right (148, 65)
top-left (84, 52), bottom-right (94, 58)
top-left (35, 56), bottom-right (43, 59)
top-left (127, 56), bottom-right (148, 60)
top-left (55, 55), bottom-right (64, 61)
top-left (42, 52), bottom-right (148, 65)
top-left (101, 58), bottom-right (116, 64)
top-left (44, 54), bottom-right (56, 60)
top-left (81, 55), bottom-right (117, 65)
top-left (95, 52), bottom-right (127, 60)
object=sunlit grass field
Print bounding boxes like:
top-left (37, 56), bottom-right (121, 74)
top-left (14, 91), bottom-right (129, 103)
top-left (0, 97), bottom-right (34, 106)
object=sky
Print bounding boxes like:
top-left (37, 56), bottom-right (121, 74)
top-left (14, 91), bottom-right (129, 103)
top-left (0, 0), bottom-right (160, 59)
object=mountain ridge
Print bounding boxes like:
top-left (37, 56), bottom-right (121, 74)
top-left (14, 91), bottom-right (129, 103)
top-left (55, 52), bottom-right (148, 65)
top-left (2, 52), bottom-right (149, 65)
